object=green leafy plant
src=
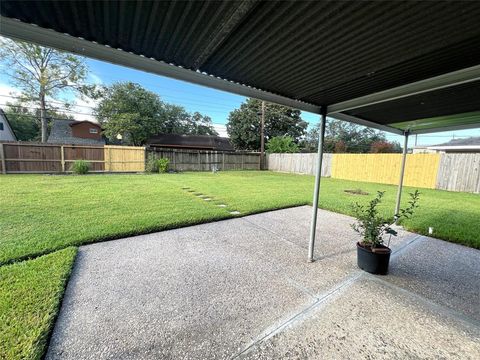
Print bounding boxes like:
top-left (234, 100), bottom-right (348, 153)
top-left (70, 160), bottom-right (90, 175)
top-left (145, 153), bottom-right (159, 173)
top-left (351, 190), bottom-right (420, 248)
top-left (157, 158), bottom-right (169, 173)
top-left (266, 136), bottom-right (299, 153)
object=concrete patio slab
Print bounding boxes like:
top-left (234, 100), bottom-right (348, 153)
top-left (240, 277), bottom-right (480, 359)
top-left (46, 206), bottom-right (480, 359)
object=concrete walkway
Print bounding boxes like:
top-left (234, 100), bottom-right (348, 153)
top-left (47, 206), bottom-right (480, 359)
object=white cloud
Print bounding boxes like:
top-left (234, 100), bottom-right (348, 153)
top-left (213, 124), bottom-right (228, 137)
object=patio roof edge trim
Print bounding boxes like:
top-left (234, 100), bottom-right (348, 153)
top-left (327, 64), bottom-right (480, 114)
top-left (329, 112), bottom-right (405, 135)
top-left (408, 122), bottom-right (480, 135)
top-left (0, 17), bottom-right (321, 114)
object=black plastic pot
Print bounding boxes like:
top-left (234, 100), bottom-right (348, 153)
top-left (356, 242), bottom-right (391, 275)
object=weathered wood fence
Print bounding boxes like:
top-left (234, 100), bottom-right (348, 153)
top-left (0, 142), bottom-right (145, 173)
top-left (436, 153), bottom-right (480, 193)
top-left (148, 148), bottom-right (261, 171)
top-left (266, 153), bottom-right (332, 176)
top-left (0, 142), bottom-right (260, 174)
top-left (267, 152), bottom-right (480, 193)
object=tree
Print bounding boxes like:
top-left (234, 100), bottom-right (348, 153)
top-left (4, 102), bottom-right (75, 141)
top-left (303, 118), bottom-right (388, 153)
top-left (226, 98), bottom-right (307, 150)
top-left (370, 140), bottom-right (402, 153)
top-left (266, 136), bottom-right (300, 153)
top-left (0, 38), bottom-right (97, 142)
top-left (96, 82), bottom-right (218, 145)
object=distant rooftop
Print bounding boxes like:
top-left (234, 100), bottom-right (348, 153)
top-left (432, 136), bottom-right (480, 147)
top-left (147, 134), bottom-right (234, 152)
top-left (47, 119), bottom-right (105, 145)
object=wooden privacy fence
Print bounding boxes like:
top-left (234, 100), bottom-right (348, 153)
top-left (331, 153), bottom-right (441, 189)
top-left (266, 153), bottom-right (332, 176)
top-left (267, 152), bottom-right (480, 193)
top-left (0, 142), bottom-right (145, 173)
top-left (148, 148), bottom-right (261, 171)
top-left (104, 145), bottom-right (145, 172)
top-left (436, 153), bottom-right (480, 193)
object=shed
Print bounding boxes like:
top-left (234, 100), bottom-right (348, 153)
top-left (147, 134), bottom-right (234, 152)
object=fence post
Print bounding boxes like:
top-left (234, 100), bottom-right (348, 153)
top-left (60, 145), bottom-right (65, 173)
top-left (108, 147), bottom-right (112, 172)
top-left (173, 149), bottom-right (176, 171)
top-left (0, 143), bottom-right (6, 174)
top-left (241, 153), bottom-right (244, 170)
top-left (198, 151), bottom-right (201, 171)
top-left (222, 152), bottom-right (225, 170)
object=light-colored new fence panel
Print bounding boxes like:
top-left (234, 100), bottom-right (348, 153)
top-left (104, 145), bottom-right (145, 172)
top-left (331, 153), bottom-right (441, 189)
top-left (267, 153), bottom-right (332, 176)
top-left (436, 153), bottom-right (480, 193)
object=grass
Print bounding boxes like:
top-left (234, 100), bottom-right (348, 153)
top-left (1, 172), bottom-right (479, 266)
top-left (1, 171), bottom-right (479, 359)
top-left (0, 248), bottom-right (77, 360)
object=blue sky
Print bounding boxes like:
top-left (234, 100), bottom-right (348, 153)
top-left (1, 49), bottom-right (479, 144)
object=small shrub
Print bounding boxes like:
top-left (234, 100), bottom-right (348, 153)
top-left (351, 190), bottom-right (420, 248)
top-left (70, 160), bottom-right (90, 175)
top-left (266, 136), bottom-right (299, 153)
top-left (157, 158), bottom-right (169, 173)
top-left (145, 153), bottom-right (159, 173)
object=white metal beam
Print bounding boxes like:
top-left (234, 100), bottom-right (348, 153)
top-left (327, 64), bottom-right (480, 114)
top-left (308, 110), bottom-right (327, 263)
top-left (0, 17), bottom-right (321, 114)
top-left (329, 112), bottom-right (404, 135)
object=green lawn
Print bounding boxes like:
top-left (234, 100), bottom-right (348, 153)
top-left (0, 248), bottom-right (77, 360)
top-left (1, 171), bottom-right (479, 359)
top-left (2, 172), bottom-right (478, 266)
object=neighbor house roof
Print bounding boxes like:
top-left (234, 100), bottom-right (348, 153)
top-left (47, 119), bottom-right (105, 145)
top-left (148, 134), bottom-right (234, 152)
top-left (424, 136), bottom-right (480, 152)
top-left (1, 1), bottom-right (480, 135)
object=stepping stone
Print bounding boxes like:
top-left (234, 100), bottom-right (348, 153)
top-left (217, 204), bottom-right (227, 208)
top-left (203, 198), bottom-right (212, 201)
top-left (230, 211), bottom-right (241, 215)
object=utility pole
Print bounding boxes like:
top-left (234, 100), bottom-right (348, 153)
top-left (260, 101), bottom-right (265, 170)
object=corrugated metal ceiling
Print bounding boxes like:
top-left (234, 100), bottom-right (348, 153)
top-left (1, 0), bottom-right (480, 133)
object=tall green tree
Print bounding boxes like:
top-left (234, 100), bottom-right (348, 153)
top-left (96, 82), bottom-right (217, 145)
top-left (0, 38), bottom-right (97, 142)
top-left (4, 102), bottom-right (75, 141)
top-left (226, 98), bottom-right (307, 150)
top-left (302, 118), bottom-right (396, 153)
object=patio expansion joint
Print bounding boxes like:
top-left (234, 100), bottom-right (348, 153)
top-left (240, 217), bottom-right (307, 252)
top-left (366, 274), bottom-right (480, 330)
top-left (230, 232), bottom-right (429, 358)
top-left (230, 271), bottom-right (364, 359)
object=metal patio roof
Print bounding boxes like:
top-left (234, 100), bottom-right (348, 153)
top-left (1, 0), bottom-right (480, 134)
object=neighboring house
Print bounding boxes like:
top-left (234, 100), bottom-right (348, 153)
top-left (0, 109), bottom-right (17, 141)
top-left (147, 134), bottom-right (235, 151)
top-left (47, 119), bottom-right (105, 145)
top-left (413, 137), bottom-right (480, 153)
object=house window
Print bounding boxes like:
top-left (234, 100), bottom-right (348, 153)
top-left (89, 128), bottom-right (98, 134)
top-left (0, 122), bottom-right (4, 131)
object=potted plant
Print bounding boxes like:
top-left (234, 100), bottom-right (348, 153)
top-left (351, 190), bottom-right (420, 275)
